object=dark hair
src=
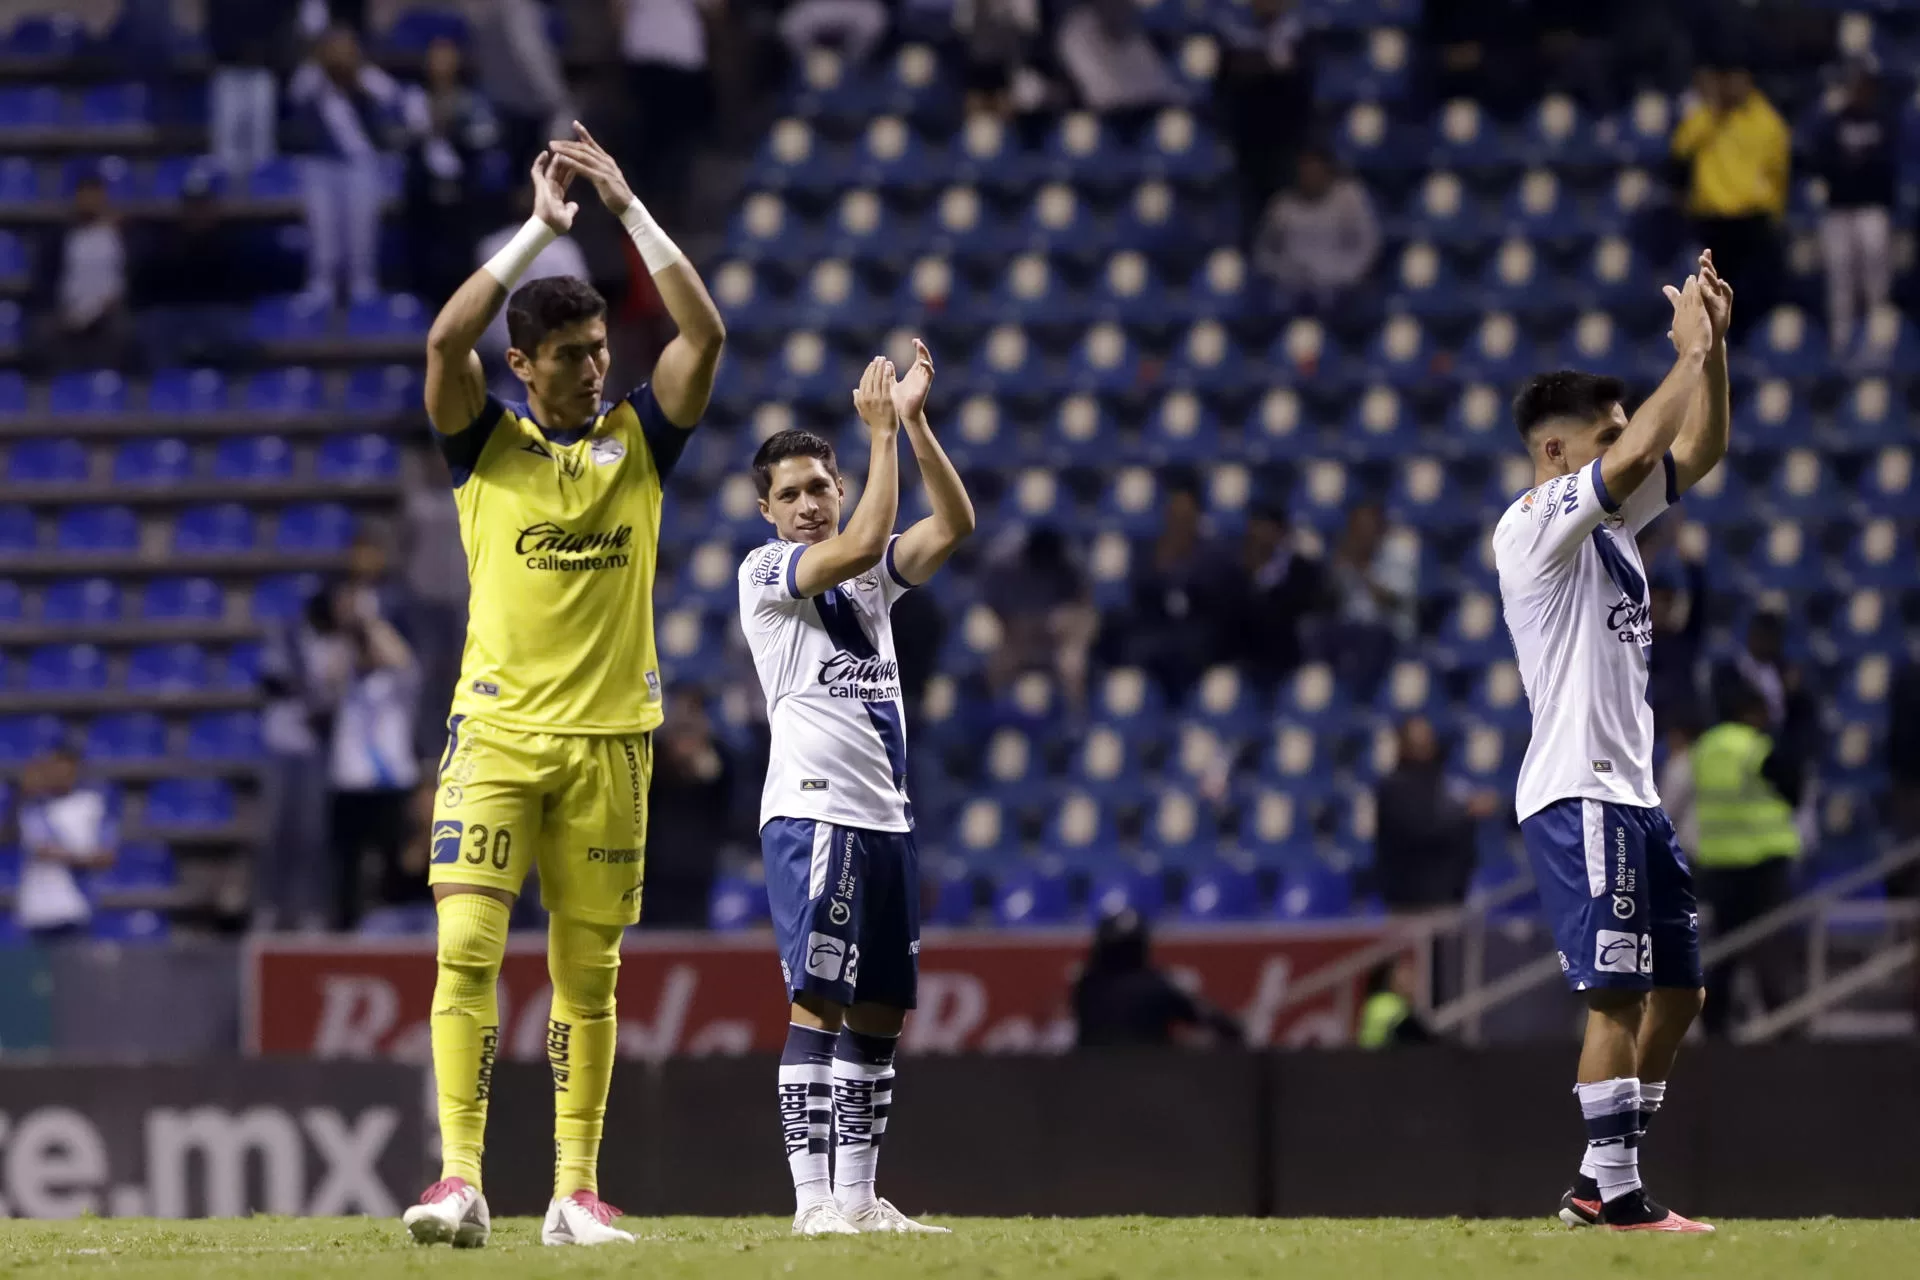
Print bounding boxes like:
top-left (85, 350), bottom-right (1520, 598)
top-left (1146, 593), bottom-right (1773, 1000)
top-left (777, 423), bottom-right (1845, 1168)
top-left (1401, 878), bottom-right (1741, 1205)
top-left (752, 428), bottom-right (838, 499)
top-left (1511, 370), bottom-right (1626, 440)
top-left (506, 275), bottom-right (606, 355)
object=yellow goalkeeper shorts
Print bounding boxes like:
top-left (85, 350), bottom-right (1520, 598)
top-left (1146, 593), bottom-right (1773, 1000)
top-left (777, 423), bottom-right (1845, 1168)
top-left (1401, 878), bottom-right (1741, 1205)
top-left (428, 714), bottom-right (653, 927)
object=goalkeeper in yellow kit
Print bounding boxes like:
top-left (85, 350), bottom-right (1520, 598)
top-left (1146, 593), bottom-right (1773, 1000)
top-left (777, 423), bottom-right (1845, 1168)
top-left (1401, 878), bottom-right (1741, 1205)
top-left (400, 124), bottom-right (724, 1249)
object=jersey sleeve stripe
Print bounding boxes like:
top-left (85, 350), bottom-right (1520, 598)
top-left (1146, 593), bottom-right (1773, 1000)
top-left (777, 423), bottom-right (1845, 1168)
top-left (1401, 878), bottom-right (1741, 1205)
top-left (626, 382), bottom-right (691, 481)
top-left (883, 535), bottom-right (914, 590)
top-left (1588, 457), bottom-right (1619, 514)
top-left (433, 395), bottom-right (506, 488)
top-left (784, 543), bottom-right (803, 599)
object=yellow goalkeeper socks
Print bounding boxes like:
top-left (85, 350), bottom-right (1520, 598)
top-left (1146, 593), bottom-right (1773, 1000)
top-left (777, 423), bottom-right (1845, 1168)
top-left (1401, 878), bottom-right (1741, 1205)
top-left (430, 892), bottom-right (510, 1188)
top-left (547, 913), bottom-right (624, 1198)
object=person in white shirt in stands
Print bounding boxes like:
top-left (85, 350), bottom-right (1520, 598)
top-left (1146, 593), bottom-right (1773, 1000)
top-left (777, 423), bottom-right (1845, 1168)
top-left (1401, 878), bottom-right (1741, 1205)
top-left (1494, 252), bottom-right (1731, 1233)
top-left (1254, 145), bottom-right (1381, 313)
top-left (737, 342), bottom-right (973, 1236)
top-left (327, 585), bottom-right (421, 930)
top-left (15, 746), bottom-right (117, 939)
top-left (286, 24), bottom-right (405, 306)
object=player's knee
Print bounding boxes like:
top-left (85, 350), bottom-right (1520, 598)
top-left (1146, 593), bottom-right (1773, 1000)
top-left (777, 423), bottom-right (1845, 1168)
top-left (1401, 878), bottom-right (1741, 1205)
top-left (846, 1004), bottom-right (906, 1038)
top-left (435, 893), bottom-right (510, 990)
top-left (548, 914), bottom-right (622, 1015)
top-left (791, 990), bottom-right (846, 1031)
top-left (1656, 985), bottom-right (1706, 1022)
top-left (1583, 987), bottom-right (1646, 1019)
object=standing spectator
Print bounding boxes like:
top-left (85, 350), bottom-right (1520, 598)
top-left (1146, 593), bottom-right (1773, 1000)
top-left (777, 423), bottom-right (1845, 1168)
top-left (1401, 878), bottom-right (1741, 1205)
top-left (1812, 63), bottom-right (1896, 360)
top-left (402, 37), bottom-right (502, 306)
top-left (618, 0), bottom-right (717, 231)
top-left (1055, 0), bottom-right (1183, 114)
top-left (1710, 610), bottom-right (1819, 770)
top-left (1220, 501), bottom-right (1323, 690)
top-left (781, 0), bottom-right (891, 65)
top-left (1252, 146), bottom-right (1380, 314)
top-left (955, 0), bottom-right (1049, 117)
top-left (133, 171), bottom-right (257, 365)
top-left (1120, 480), bottom-right (1224, 702)
top-left (13, 747), bottom-right (116, 939)
top-left (1073, 909), bottom-right (1244, 1048)
top-left (1326, 500), bottom-right (1416, 698)
top-left (285, 24), bottom-right (406, 306)
top-left (206, 0), bottom-right (295, 177)
top-left (470, 0), bottom-right (576, 169)
top-left (1692, 686), bottom-right (1804, 1035)
top-left (256, 584), bottom-right (357, 930)
top-left (41, 174), bottom-right (135, 372)
top-left (1671, 63), bottom-right (1789, 337)
top-left (984, 527), bottom-right (1099, 711)
top-left (1216, 0), bottom-right (1313, 245)
top-left (1372, 716), bottom-right (1494, 912)
top-left (329, 589), bottom-right (422, 927)
top-left (473, 184), bottom-right (591, 366)
top-left (1357, 953), bottom-right (1436, 1047)
top-left (642, 691), bottom-right (740, 928)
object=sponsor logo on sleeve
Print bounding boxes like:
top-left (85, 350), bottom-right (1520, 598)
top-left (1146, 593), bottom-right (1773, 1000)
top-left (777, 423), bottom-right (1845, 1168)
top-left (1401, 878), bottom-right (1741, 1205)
top-left (750, 545), bottom-right (787, 587)
top-left (1594, 929), bottom-right (1642, 974)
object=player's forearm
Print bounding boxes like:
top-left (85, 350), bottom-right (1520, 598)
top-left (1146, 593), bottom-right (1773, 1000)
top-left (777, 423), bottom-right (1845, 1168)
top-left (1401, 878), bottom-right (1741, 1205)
top-left (426, 267), bottom-right (510, 357)
top-left (1606, 345), bottom-right (1706, 498)
top-left (842, 430), bottom-right (902, 561)
top-left (653, 259), bottom-right (726, 356)
top-left (1673, 341), bottom-right (1731, 489)
top-left (902, 415), bottom-right (976, 543)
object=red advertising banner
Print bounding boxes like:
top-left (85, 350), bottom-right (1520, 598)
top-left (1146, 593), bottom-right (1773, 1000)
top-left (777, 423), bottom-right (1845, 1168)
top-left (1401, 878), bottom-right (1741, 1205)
top-left (245, 924), bottom-right (1392, 1061)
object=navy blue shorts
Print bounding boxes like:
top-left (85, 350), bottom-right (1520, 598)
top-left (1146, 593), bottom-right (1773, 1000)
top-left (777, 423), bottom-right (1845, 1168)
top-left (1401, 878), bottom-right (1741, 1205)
top-left (1521, 798), bottom-right (1704, 993)
top-left (762, 817), bottom-right (920, 1010)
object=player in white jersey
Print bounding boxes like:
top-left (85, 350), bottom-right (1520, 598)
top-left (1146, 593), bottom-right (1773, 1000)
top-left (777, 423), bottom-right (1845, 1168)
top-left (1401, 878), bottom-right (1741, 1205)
top-left (1494, 253), bottom-right (1732, 1233)
top-left (737, 342), bottom-right (974, 1236)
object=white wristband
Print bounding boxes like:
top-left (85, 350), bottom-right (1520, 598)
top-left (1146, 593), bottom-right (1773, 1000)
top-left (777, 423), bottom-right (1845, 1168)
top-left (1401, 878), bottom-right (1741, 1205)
top-left (619, 197), bottom-right (683, 274)
top-left (482, 216), bottom-right (557, 288)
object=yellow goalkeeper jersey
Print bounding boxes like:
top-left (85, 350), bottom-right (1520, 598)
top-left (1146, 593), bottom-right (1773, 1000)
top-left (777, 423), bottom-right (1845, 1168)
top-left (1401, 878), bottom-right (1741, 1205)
top-left (433, 384), bottom-right (690, 736)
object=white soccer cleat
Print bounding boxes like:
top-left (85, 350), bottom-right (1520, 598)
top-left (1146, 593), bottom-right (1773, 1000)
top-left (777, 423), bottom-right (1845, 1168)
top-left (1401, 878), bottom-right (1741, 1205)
top-left (792, 1200), bottom-right (861, 1236)
top-left (541, 1190), bottom-right (635, 1246)
top-left (402, 1177), bottom-right (490, 1248)
top-left (839, 1197), bottom-right (951, 1234)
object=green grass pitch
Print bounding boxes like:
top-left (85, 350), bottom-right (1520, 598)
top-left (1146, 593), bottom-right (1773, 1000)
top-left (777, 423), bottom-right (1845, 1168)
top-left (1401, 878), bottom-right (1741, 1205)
top-left (0, 1217), bottom-right (1913, 1279)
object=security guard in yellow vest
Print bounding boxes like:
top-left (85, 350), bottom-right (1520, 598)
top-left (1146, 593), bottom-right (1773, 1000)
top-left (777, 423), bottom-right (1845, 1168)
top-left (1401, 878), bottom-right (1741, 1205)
top-left (1690, 688), bottom-right (1804, 1034)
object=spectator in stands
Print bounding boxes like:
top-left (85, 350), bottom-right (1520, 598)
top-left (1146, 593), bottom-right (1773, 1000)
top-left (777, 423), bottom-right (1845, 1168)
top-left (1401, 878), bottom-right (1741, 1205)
top-left (1421, 0), bottom-right (1538, 115)
top-left (207, 0), bottom-right (295, 176)
top-left (1372, 715), bottom-right (1494, 912)
top-left (1074, 908), bottom-right (1244, 1048)
top-left (619, 0), bottom-right (718, 231)
top-left (1710, 609), bottom-right (1818, 775)
top-left (985, 527), bottom-right (1099, 711)
top-left (133, 171), bottom-right (256, 366)
top-left (403, 37), bottom-right (503, 306)
top-left (1055, 0), bottom-right (1183, 114)
top-left (956, 0), bottom-right (1051, 117)
top-left (40, 173), bottom-right (136, 373)
top-left (1119, 478), bottom-right (1225, 702)
top-left (1693, 685), bottom-right (1804, 1036)
top-left (1252, 146), bottom-right (1380, 315)
top-left (1215, 0), bottom-right (1313, 246)
top-left (1811, 63), bottom-right (1896, 361)
top-left (642, 691), bottom-right (740, 928)
top-left (329, 586), bottom-right (422, 928)
top-left (470, 0), bottom-right (576, 169)
top-left (780, 0), bottom-right (891, 66)
top-left (257, 585), bottom-right (357, 931)
top-left (1219, 501), bottom-right (1323, 691)
top-left (13, 746), bottom-right (116, 940)
top-left (474, 184), bottom-right (591, 368)
top-left (286, 24), bottom-right (407, 306)
top-left (1672, 62), bottom-right (1788, 338)
top-left (1357, 953), bottom-right (1435, 1047)
top-left (1326, 500), bottom-right (1415, 699)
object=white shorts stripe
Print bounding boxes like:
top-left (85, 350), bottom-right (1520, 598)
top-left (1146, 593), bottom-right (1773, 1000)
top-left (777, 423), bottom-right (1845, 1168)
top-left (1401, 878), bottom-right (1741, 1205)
top-left (808, 820), bottom-right (832, 900)
top-left (1581, 798), bottom-right (1607, 898)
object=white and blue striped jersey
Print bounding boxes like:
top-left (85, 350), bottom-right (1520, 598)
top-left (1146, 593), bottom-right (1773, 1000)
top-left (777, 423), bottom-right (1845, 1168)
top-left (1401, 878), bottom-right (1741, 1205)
top-left (1493, 454), bottom-right (1677, 822)
top-left (738, 537), bottom-right (915, 833)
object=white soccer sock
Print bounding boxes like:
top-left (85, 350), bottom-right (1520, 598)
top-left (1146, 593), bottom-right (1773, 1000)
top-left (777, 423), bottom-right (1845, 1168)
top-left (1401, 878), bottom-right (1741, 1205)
top-left (1576, 1077), bottom-right (1644, 1203)
top-left (1639, 1079), bottom-right (1666, 1129)
top-left (779, 1023), bottom-right (837, 1210)
top-left (832, 1028), bottom-right (898, 1212)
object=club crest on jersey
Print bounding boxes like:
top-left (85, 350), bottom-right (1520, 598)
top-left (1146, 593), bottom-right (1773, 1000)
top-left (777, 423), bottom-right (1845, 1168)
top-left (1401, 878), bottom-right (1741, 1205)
top-left (853, 570), bottom-right (879, 592)
top-left (590, 435), bottom-right (626, 466)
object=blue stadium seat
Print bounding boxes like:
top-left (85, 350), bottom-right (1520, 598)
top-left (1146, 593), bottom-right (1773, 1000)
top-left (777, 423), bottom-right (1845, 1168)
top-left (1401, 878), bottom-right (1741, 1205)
top-left (1166, 320), bottom-right (1248, 395)
top-left (1118, 179), bottom-right (1181, 254)
top-left (146, 368), bottom-right (229, 416)
top-left (147, 156), bottom-right (222, 201)
top-left (145, 777), bottom-right (234, 827)
top-left (87, 712), bottom-right (166, 760)
top-left (346, 293), bottom-right (427, 338)
top-left (7, 436), bottom-right (88, 482)
top-left (1338, 100), bottom-right (1422, 173)
top-left (212, 435), bottom-right (294, 483)
top-left (1043, 790), bottom-right (1119, 859)
top-left (1272, 858), bottom-right (1354, 920)
top-left (343, 364), bottom-right (423, 414)
top-left (143, 575), bottom-right (223, 621)
top-left (972, 323), bottom-right (1040, 397)
top-left (1183, 861), bottom-right (1261, 920)
top-left (1185, 665), bottom-right (1266, 738)
top-left (795, 258), bottom-right (866, 333)
top-left (1831, 589), bottom-right (1900, 659)
top-left (1850, 302), bottom-right (1920, 370)
top-left (92, 841), bottom-right (175, 892)
top-left (114, 436), bottom-right (193, 485)
top-left (1469, 660), bottom-right (1531, 731)
top-left (317, 433), bottom-right (398, 481)
top-left (707, 874), bottom-right (770, 930)
top-left (1765, 448), bottom-right (1841, 521)
top-left (56, 504), bottom-right (139, 553)
top-left (988, 252), bottom-right (1074, 327)
top-left (1747, 521), bottom-right (1824, 591)
top-left (4, 16), bottom-right (86, 60)
top-left (1861, 446), bottom-right (1912, 518)
top-left (1264, 717), bottom-right (1335, 797)
top-left (826, 188), bottom-right (894, 265)
top-left (0, 578), bottom-right (19, 620)
top-left (1142, 390), bottom-right (1222, 464)
top-left (1067, 724), bottom-right (1145, 802)
top-left (1677, 460), bottom-right (1742, 525)
top-left (0, 370), bottom-right (25, 415)
top-left (43, 576), bottom-right (121, 623)
top-left (1616, 91), bottom-right (1675, 164)
top-left (1098, 249), bottom-right (1171, 327)
top-left (244, 156), bottom-right (299, 199)
top-left (993, 868), bottom-right (1071, 926)
top-left (751, 117), bottom-right (828, 192)
top-left (0, 86), bottom-right (60, 130)
top-left (1388, 241), bottom-right (1465, 318)
top-left (1101, 466), bottom-right (1164, 538)
top-left (1386, 455), bottom-right (1448, 527)
top-left (0, 298), bottom-right (19, 349)
top-left (763, 330), bottom-right (846, 408)
top-left (0, 156), bottom-right (41, 202)
top-left (1087, 867), bottom-right (1164, 921)
top-left (1247, 386), bottom-right (1311, 461)
top-left (1188, 246), bottom-right (1252, 322)
top-left (243, 367), bottom-right (325, 415)
top-left (276, 503), bottom-right (355, 554)
top-left (1837, 375), bottom-right (1904, 445)
top-left (78, 82), bottom-right (147, 127)
top-left (0, 713), bottom-right (66, 761)
top-left (855, 115), bottom-right (941, 190)
top-left (0, 229), bottom-right (26, 284)
top-left (1148, 786), bottom-right (1215, 864)
top-left (1024, 181), bottom-right (1096, 257)
top-left (1240, 785), bottom-right (1313, 864)
top-left (126, 642), bottom-right (210, 692)
top-left (1430, 97), bottom-right (1501, 170)
top-left (251, 296), bottom-right (331, 343)
top-left (222, 642), bottom-right (263, 689)
top-left (385, 6), bottom-right (470, 53)
top-left (1481, 237), bottom-right (1557, 316)
top-left (1582, 235), bottom-right (1645, 306)
top-left (26, 643), bottom-right (107, 691)
top-left (1269, 317), bottom-right (1346, 386)
top-left (186, 710), bottom-right (260, 759)
top-left (1289, 460), bottom-right (1352, 534)
top-left (1732, 378), bottom-right (1811, 454)
top-left (725, 191), bottom-right (810, 266)
top-left (173, 503), bottom-right (255, 554)
top-left (1504, 168), bottom-right (1565, 234)
top-left (1742, 305), bottom-right (1826, 380)
top-left (0, 503), bottom-right (34, 551)
top-left (48, 370), bottom-right (126, 420)
top-left (1365, 315), bottom-right (1432, 388)
top-left (1525, 93), bottom-right (1587, 163)
top-left (1144, 108), bottom-right (1229, 184)
top-left (1841, 518), bottom-right (1914, 589)
top-left (90, 909), bottom-right (168, 942)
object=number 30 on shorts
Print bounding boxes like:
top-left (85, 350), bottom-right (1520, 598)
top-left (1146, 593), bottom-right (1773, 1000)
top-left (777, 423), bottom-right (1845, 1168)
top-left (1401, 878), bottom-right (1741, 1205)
top-left (431, 819), bottom-right (513, 869)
